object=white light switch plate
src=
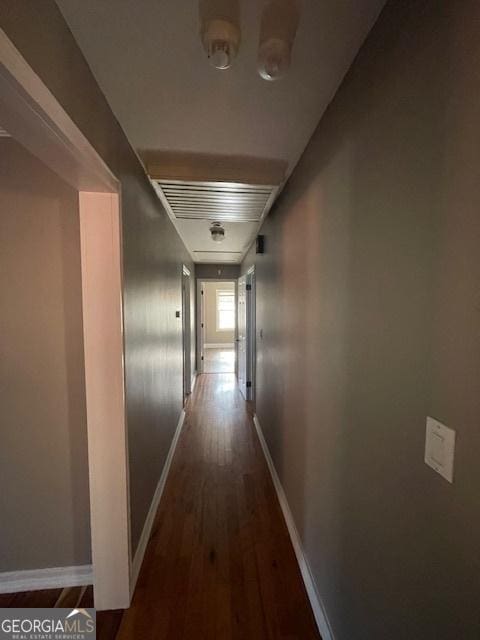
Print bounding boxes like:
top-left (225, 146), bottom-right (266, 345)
top-left (425, 417), bottom-right (455, 483)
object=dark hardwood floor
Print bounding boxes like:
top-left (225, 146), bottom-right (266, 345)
top-left (0, 589), bottom-right (63, 608)
top-left (2, 373), bottom-right (319, 639)
top-left (117, 373), bottom-right (320, 639)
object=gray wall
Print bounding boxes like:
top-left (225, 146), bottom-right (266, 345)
top-left (242, 1), bottom-right (480, 638)
top-left (0, 2), bottom-right (195, 556)
top-left (195, 263), bottom-right (240, 280)
top-left (0, 139), bottom-right (90, 570)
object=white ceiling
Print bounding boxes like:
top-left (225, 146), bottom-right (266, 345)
top-left (57, 0), bottom-right (385, 262)
top-left (176, 218), bottom-right (258, 262)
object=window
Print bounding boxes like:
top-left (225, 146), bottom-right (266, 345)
top-left (216, 289), bottom-right (235, 331)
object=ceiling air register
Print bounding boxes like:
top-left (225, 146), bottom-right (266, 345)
top-left (154, 180), bottom-right (278, 224)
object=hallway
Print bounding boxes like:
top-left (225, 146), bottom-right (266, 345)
top-left (117, 373), bottom-right (320, 639)
top-left (3, 3), bottom-right (478, 636)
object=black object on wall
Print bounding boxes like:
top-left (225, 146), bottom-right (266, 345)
top-left (256, 235), bottom-right (265, 254)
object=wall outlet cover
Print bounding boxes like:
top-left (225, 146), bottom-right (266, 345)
top-left (425, 416), bottom-right (455, 483)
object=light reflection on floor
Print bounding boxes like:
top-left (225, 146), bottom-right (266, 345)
top-left (203, 347), bottom-right (235, 374)
top-left (215, 375), bottom-right (237, 393)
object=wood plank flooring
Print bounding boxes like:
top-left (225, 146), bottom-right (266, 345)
top-left (117, 373), bottom-right (320, 639)
top-left (203, 348), bottom-right (235, 373)
top-left (1, 373), bottom-right (319, 640)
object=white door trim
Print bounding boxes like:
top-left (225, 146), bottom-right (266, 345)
top-left (0, 566), bottom-right (93, 595)
top-left (0, 28), bottom-right (118, 193)
top-left (196, 278), bottom-right (238, 375)
top-left (0, 30), bottom-right (130, 610)
top-left (237, 275), bottom-right (247, 398)
top-left (253, 414), bottom-right (335, 640)
top-left (79, 193), bottom-right (131, 610)
top-left (246, 267), bottom-right (256, 401)
top-left (130, 409), bottom-right (186, 592)
top-left (182, 266), bottom-right (192, 399)
top-left (196, 280), bottom-right (206, 373)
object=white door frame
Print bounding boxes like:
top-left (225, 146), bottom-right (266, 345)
top-left (246, 266), bottom-right (256, 402)
top-left (196, 280), bottom-right (206, 374)
top-left (182, 265), bottom-right (192, 400)
top-left (237, 275), bottom-right (247, 398)
top-left (196, 278), bottom-right (237, 374)
top-left (237, 268), bottom-right (255, 401)
top-left (0, 29), bottom-right (131, 610)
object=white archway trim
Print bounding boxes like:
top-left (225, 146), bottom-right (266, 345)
top-left (0, 29), bottom-right (130, 610)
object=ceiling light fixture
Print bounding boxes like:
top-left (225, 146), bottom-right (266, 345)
top-left (200, 1), bottom-right (241, 70)
top-left (210, 221), bottom-right (226, 242)
top-left (202, 19), bottom-right (240, 69)
top-left (257, 0), bottom-right (300, 81)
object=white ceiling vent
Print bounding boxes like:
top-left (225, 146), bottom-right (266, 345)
top-left (154, 180), bottom-right (278, 224)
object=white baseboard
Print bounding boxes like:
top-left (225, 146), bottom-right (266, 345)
top-left (191, 371), bottom-right (197, 393)
top-left (0, 565), bottom-right (93, 594)
top-left (204, 343), bottom-right (234, 349)
top-left (253, 414), bottom-right (335, 640)
top-left (130, 408), bottom-right (186, 592)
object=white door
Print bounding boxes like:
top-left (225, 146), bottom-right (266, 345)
top-left (237, 276), bottom-right (247, 398)
top-left (197, 281), bottom-right (205, 373)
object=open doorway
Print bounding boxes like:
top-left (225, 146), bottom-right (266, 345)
top-left (0, 134), bottom-right (91, 585)
top-left (197, 280), bottom-right (236, 374)
top-left (0, 33), bottom-right (129, 610)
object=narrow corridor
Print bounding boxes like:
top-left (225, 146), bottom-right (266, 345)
top-left (117, 373), bottom-right (320, 639)
top-left (1, 4), bottom-right (478, 637)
